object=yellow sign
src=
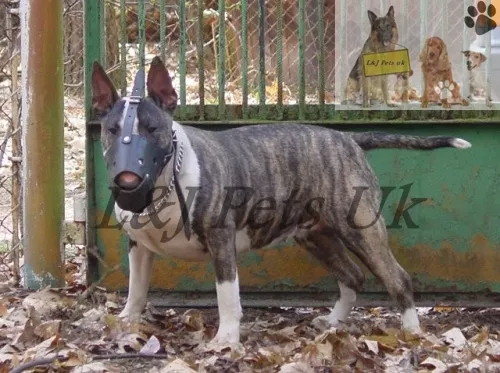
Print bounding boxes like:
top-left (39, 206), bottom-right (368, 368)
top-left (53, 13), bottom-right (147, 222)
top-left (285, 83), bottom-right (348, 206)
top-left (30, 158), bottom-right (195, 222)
top-left (362, 49), bottom-right (411, 77)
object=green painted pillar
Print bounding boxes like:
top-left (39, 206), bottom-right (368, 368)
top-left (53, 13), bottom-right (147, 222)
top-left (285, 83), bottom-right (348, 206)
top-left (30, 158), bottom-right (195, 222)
top-left (20, 0), bottom-right (65, 288)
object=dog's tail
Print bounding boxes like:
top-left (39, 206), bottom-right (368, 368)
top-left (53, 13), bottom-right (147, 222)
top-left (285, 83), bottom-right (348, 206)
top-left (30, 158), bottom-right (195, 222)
top-left (349, 132), bottom-right (472, 151)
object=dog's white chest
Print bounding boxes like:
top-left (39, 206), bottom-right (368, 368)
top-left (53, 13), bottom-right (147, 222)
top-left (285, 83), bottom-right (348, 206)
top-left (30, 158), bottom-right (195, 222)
top-left (117, 196), bottom-right (209, 261)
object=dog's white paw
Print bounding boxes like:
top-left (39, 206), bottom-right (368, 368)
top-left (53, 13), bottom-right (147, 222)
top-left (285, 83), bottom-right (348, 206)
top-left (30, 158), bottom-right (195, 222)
top-left (196, 334), bottom-right (245, 354)
top-left (311, 315), bottom-right (341, 331)
top-left (118, 307), bottom-right (142, 323)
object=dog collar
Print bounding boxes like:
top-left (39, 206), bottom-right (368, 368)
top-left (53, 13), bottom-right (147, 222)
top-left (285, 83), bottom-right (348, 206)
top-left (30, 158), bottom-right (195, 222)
top-left (131, 130), bottom-right (191, 240)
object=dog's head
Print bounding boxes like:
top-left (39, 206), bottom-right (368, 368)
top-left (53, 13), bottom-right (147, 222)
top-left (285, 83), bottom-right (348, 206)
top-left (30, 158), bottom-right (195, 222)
top-left (395, 69), bottom-right (413, 81)
top-left (367, 6), bottom-right (398, 48)
top-left (462, 50), bottom-right (487, 71)
top-left (419, 36), bottom-right (450, 71)
top-left (91, 56), bottom-right (179, 213)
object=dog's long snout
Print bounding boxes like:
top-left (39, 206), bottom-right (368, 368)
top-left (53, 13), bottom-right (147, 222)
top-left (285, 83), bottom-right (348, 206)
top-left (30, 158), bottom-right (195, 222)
top-left (116, 172), bottom-right (142, 190)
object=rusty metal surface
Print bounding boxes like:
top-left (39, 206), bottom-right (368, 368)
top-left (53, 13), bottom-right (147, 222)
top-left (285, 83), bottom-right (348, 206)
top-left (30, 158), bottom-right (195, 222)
top-left (87, 122), bottom-right (500, 307)
top-left (20, 0), bottom-right (65, 288)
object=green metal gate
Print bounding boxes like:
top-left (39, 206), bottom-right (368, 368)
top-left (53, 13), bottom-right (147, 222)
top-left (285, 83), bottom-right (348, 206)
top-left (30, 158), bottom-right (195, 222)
top-left (84, 0), bottom-right (500, 307)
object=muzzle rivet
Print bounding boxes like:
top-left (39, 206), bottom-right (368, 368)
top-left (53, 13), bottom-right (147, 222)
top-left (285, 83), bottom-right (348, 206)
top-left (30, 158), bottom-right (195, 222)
top-left (123, 136), bottom-right (131, 144)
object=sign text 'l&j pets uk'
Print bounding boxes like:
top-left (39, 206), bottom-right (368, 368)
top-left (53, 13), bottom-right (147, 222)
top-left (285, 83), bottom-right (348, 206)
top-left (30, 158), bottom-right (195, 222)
top-left (362, 49), bottom-right (411, 77)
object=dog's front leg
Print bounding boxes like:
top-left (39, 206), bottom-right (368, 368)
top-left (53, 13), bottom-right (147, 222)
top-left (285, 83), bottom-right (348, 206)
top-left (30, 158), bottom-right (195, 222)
top-left (361, 75), bottom-right (370, 108)
top-left (205, 229), bottom-right (243, 350)
top-left (119, 239), bottom-right (154, 323)
top-left (382, 76), bottom-right (397, 107)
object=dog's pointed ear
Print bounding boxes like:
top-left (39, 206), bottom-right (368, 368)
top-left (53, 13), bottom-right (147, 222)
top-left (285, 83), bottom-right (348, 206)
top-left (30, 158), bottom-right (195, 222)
top-left (91, 61), bottom-right (119, 115)
top-left (386, 5), bottom-right (395, 19)
top-left (367, 10), bottom-right (377, 25)
top-left (146, 56), bottom-right (178, 113)
top-left (481, 53), bottom-right (487, 63)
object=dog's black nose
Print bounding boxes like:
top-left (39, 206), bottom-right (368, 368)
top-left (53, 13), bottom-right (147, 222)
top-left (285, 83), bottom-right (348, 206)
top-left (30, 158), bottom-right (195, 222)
top-left (116, 172), bottom-right (142, 190)
top-left (429, 52), bottom-right (435, 58)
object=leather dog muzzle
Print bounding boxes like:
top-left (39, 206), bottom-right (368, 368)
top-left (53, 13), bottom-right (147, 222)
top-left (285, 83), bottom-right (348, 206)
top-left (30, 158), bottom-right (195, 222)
top-left (103, 67), bottom-right (172, 214)
top-left (105, 134), bottom-right (173, 213)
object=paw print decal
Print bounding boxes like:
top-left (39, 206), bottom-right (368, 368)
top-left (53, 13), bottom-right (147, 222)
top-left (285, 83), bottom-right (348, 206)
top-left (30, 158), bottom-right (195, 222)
top-left (464, 1), bottom-right (497, 36)
top-left (435, 80), bottom-right (455, 99)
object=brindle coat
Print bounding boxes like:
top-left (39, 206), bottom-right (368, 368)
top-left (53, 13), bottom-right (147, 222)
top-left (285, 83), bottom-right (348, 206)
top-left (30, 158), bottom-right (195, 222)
top-left (91, 57), bottom-right (472, 349)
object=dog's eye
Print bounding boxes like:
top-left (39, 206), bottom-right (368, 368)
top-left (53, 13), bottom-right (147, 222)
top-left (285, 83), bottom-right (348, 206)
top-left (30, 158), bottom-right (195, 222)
top-left (108, 127), bottom-right (118, 135)
top-left (148, 127), bottom-right (158, 134)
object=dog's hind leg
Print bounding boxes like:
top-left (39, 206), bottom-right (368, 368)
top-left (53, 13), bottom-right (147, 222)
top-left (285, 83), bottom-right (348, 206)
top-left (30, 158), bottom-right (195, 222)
top-left (119, 240), bottom-right (154, 323)
top-left (337, 217), bottom-right (420, 334)
top-left (295, 232), bottom-right (365, 329)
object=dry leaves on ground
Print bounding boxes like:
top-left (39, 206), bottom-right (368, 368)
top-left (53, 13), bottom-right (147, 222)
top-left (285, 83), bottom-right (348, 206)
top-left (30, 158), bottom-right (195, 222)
top-left (2, 273), bottom-right (500, 373)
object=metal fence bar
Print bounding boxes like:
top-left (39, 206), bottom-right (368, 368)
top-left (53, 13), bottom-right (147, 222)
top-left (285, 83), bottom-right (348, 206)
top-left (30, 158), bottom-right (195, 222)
top-left (317, 0), bottom-right (325, 117)
top-left (179, 0), bottom-right (187, 111)
top-left (160, 0), bottom-right (166, 62)
top-left (218, 0), bottom-right (226, 119)
top-left (7, 1), bottom-right (21, 284)
top-left (462, 0), bottom-right (469, 100)
top-left (420, 0), bottom-right (427, 110)
top-left (241, 0), bottom-right (249, 119)
top-left (197, 0), bottom-right (205, 119)
top-left (276, 0), bottom-right (284, 119)
top-left (298, 0), bottom-right (305, 119)
top-left (485, 0), bottom-right (492, 106)
top-left (20, 0), bottom-right (65, 289)
top-left (120, 0), bottom-right (127, 96)
top-left (340, 0), bottom-right (347, 107)
top-left (258, 0), bottom-right (266, 116)
top-left (402, 0), bottom-right (408, 111)
top-left (138, 0), bottom-right (145, 70)
top-left (442, 0), bottom-right (448, 40)
top-left (360, 0), bottom-right (366, 44)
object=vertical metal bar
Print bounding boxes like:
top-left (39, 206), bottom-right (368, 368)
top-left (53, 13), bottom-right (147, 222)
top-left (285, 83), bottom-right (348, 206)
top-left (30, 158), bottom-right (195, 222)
top-left (197, 0), bottom-right (205, 119)
top-left (317, 0), bottom-right (325, 117)
top-left (442, 0), bottom-right (448, 40)
top-left (120, 0), bottom-right (127, 96)
top-left (485, 0), bottom-right (492, 106)
top-left (241, 0), bottom-right (249, 119)
top-left (138, 0), bottom-right (145, 71)
top-left (258, 0), bottom-right (266, 116)
top-left (160, 0), bottom-right (166, 62)
top-left (402, 0), bottom-right (409, 110)
top-left (462, 0), bottom-right (469, 100)
top-left (276, 0), bottom-right (284, 119)
top-left (340, 0), bottom-right (347, 107)
top-left (298, 0), bottom-right (305, 119)
top-left (420, 0), bottom-right (427, 108)
top-left (218, 0), bottom-right (226, 119)
top-left (360, 0), bottom-right (366, 42)
top-left (179, 0), bottom-right (187, 112)
top-left (7, 3), bottom-right (21, 285)
top-left (20, 0), bottom-right (65, 288)
top-left (84, 0), bottom-right (104, 287)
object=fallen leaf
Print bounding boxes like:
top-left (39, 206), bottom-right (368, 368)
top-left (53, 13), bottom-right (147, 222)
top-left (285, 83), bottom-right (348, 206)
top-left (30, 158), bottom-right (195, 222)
top-left (140, 334), bottom-right (161, 354)
top-left (364, 339), bottom-right (379, 355)
top-left (181, 309), bottom-right (204, 331)
top-left (442, 327), bottom-right (467, 348)
top-left (278, 361), bottom-right (314, 373)
top-left (34, 320), bottom-right (62, 340)
top-left (0, 304), bottom-right (7, 317)
top-left (115, 332), bottom-right (148, 353)
top-left (159, 358), bottom-right (198, 373)
top-left (420, 357), bottom-right (448, 373)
